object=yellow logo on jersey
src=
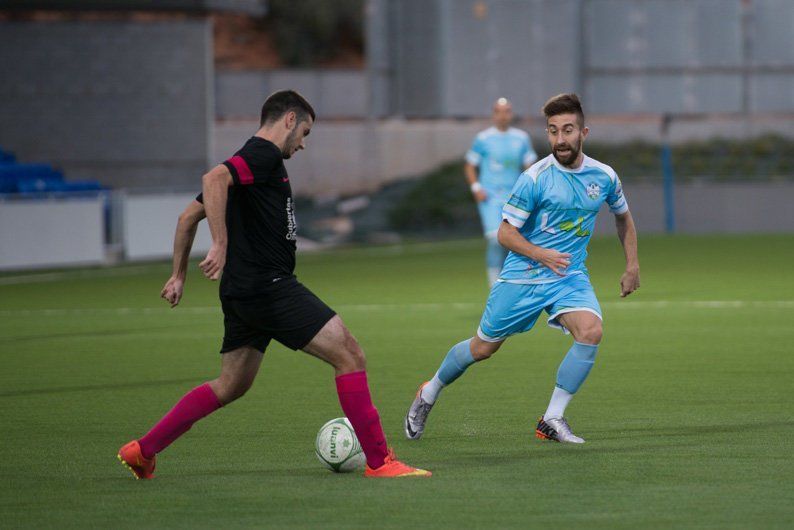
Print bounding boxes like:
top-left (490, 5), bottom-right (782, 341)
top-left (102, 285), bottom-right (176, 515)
top-left (559, 217), bottom-right (590, 237)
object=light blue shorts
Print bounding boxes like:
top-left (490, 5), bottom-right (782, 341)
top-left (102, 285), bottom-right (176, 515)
top-left (477, 273), bottom-right (602, 341)
top-left (477, 193), bottom-right (508, 238)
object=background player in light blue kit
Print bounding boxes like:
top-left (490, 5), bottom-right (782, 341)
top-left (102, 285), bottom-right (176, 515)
top-left (465, 97), bottom-right (537, 285)
top-left (407, 93), bottom-right (640, 443)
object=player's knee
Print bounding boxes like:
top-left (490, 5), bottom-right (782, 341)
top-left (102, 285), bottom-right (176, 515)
top-left (471, 340), bottom-right (501, 361)
top-left (578, 322), bottom-right (603, 345)
top-left (213, 373), bottom-right (255, 404)
top-left (227, 377), bottom-right (255, 402)
top-left (336, 331), bottom-right (367, 373)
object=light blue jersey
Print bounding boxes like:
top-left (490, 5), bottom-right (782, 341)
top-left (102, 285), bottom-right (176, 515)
top-left (500, 154), bottom-right (629, 284)
top-left (466, 126), bottom-right (537, 238)
top-left (466, 126), bottom-right (537, 197)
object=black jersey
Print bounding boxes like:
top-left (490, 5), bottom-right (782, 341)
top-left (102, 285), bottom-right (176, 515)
top-left (218, 137), bottom-right (297, 298)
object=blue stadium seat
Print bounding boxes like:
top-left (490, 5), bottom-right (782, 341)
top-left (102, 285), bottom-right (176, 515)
top-left (0, 177), bottom-right (17, 193)
top-left (17, 177), bottom-right (68, 194)
top-left (63, 180), bottom-right (103, 192)
top-left (0, 163), bottom-right (61, 180)
top-left (0, 156), bottom-right (105, 196)
top-left (0, 163), bottom-right (64, 193)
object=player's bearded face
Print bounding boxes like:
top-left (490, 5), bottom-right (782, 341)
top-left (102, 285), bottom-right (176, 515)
top-left (547, 114), bottom-right (586, 167)
top-left (282, 119), bottom-right (312, 159)
top-left (552, 134), bottom-right (581, 166)
top-left (282, 128), bottom-right (300, 159)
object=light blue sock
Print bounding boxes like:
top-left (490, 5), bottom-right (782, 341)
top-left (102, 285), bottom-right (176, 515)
top-left (555, 341), bottom-right (599, 394)
top-left (436, 339), bottom-right (476, 385)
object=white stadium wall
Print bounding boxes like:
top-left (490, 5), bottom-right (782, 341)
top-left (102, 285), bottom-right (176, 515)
top-left (0, 197), bottom-right (105, 270)
top-left (1, 184), bottom-right (793, 272)
top-left (122, 193), bottom-right (212, 261)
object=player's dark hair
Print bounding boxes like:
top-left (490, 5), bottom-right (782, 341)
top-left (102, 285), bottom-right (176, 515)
top-left (542, 93), bottom-right (585, 127)
top-left (260, 90), bottom-right (316, 126)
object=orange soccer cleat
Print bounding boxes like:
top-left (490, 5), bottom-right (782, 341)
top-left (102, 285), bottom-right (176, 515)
top-left (117, 440), bottom-right (156, 480)
top-left (364, 450), bottom-right (432, 478)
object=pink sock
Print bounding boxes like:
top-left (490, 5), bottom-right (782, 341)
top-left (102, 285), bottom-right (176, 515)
top-left (138, 383), bottom-right (221, 458)
top-left (335, 371), bottom-right (388, 469)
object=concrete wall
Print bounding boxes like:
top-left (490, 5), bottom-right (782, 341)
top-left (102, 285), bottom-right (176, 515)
top-left (0, 19), bottom-right (213, 188)
top-left (376, 0), bottom-right (794, 118)
top-left (593, 182), bottom-right (794, 236)
top-left (216, 70), bottom-right (367, 119)
top-left (0, 197), bottom-right (105, 270)
top-left (212, 1), bottom-right (794, 122)
top-left (214, 116), bottom-right (794, 197)
top-left (122, 193), bottom-right (212, 260)
top-left (214, 119), bottom-right (485, 196)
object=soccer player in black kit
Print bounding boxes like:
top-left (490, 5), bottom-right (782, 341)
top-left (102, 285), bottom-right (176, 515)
top-left (118, 90), bottom-right (431, 479)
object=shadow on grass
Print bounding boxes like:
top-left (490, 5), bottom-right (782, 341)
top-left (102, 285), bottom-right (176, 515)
top-left (590, 420), bottom-right (793, 440)
top-left (0, 325), bottom-right (194, 345)
top-left (100, 467), bottom-right (326, 483)
top-left (432, 441), bottom-right (702, 465)
top-left (111, 444), bottom-right (698, 482)
top-left (0, 377), bottom-right (207, 398)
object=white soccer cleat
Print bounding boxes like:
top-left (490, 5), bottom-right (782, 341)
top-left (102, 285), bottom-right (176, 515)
top-left (404, 382), bottom-right (434, 440)
top-left (535, 416), bottom-right (585, 444)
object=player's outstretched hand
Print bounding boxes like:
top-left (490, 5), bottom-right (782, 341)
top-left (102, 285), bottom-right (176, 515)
top-left (535, 248), bottom-right (571, 276)
top-left (620, 267), bottom-right (640, 297)
top-left (199, 243), bottom-right (226, 281)
top-left (474, 189), bottom-right (488, 202)
top-left (160, 276), bottom-right (185, 308)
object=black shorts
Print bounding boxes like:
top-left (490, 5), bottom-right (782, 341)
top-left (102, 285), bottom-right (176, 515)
top-left (219, 277), bottom-right (336, 353)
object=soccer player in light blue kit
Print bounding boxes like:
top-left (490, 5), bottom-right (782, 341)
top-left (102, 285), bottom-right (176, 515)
top-left (465, 97), bottom-right (537, 285)
top-left (406, 93), bottom-right (640, 443)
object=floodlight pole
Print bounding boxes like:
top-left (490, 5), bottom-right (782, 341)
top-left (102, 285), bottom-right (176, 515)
top-left (364, 0), bottom-right (385, 192)
top-left (661, 113), bottom-right (675, 234)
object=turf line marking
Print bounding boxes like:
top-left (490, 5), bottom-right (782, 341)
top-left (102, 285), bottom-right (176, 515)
top-left (1, 300), bottom-right (793, 317)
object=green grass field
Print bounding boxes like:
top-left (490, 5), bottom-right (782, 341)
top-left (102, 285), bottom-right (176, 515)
top-left (1, 235), bottom-right (793, 529)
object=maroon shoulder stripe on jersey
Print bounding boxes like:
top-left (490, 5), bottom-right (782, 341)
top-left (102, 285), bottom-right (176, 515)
top-left (227, 155), bottom-right (254, 185)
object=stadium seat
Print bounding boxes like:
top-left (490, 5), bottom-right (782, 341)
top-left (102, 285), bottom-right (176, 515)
top-left (0, 156), bottom-right (105, 196)
top-left (17, 177), bottom-right (68, 194)
top-left (0, 163), bottom-right (66, 194)
top-left (63, 180), bottom-right (104, 192)
top-left (0, 163), bottom-right (60, 180)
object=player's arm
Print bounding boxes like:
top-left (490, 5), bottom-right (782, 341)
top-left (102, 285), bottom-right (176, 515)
top-left (497, 220), bottom-right (571, 276)
top-left (464, 162), bottom-right (487, 202)
top-left (615, 211), bottom-right (640, 297)
top-left (161, 199), bottom-right (206, 307)
top-left (199, 164), bottom-right (233, 281)
top-left (465, 136), bottom-right (488, 202)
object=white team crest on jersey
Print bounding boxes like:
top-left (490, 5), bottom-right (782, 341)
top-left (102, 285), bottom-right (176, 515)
top-left (586, 183), bottom-right (600, 199)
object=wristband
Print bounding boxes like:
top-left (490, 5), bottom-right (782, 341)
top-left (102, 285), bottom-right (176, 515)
top-left (470, 182), bottom-right (483, 193)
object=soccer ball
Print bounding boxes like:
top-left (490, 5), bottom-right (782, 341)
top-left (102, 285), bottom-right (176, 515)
top-left (315, 417), bottom-right (366, 473)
